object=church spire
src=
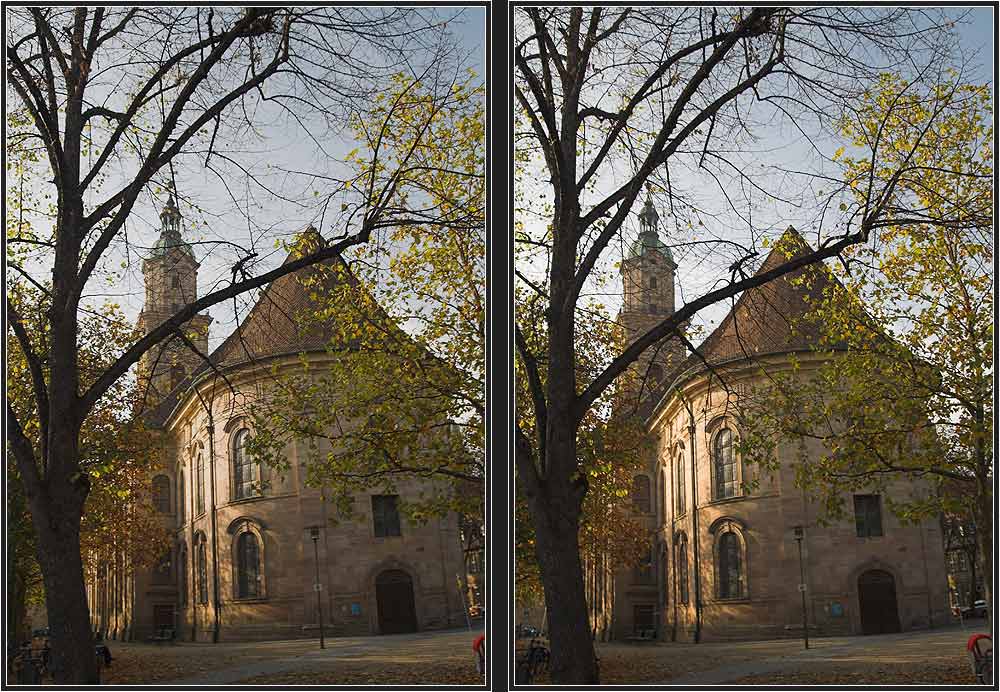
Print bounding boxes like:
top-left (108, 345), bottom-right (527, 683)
top-left (151, 192), bottom-right (195, 261)
top-left (626, 189), bottom-right (675, 266)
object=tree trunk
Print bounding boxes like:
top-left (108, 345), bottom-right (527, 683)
top-left (30, 491), bottom-right (98, 683)
top-left (530, 465), bottom-right (598, 683)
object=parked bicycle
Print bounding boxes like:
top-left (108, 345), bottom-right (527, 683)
top-left (515, 635), bottom-right (550, 684)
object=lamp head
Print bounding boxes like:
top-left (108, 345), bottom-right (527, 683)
top-left (309, 526), bottom-right (320, 541)
top-left (793, 525), bottom-right (804, 540)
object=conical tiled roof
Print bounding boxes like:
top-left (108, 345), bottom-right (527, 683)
top-left (141, 236), bottom-right (363, 427)
top-left (641, 226), bottom-right (846, 420)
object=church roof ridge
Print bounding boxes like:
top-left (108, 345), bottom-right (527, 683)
top-left (640, 225), bottom-right (849, 422)
top-left (140, 231), bottom-right (416, 428)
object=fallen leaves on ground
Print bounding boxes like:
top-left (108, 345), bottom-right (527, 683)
top-left (239, 661), bottom-right (481, 685)
top-left (99, 644), bottom-right (293, 685)
top-left (733, 658), bottom-right (975, 685)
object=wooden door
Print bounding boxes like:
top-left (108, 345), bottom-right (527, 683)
top-left (858, 569), bottom-right (901, 634)
top-left (376, 570), bottom-right (417, 634)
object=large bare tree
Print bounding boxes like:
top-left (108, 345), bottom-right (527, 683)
top-left (513, 6), bottom-right (968, 682)
top-left (5, 6), bottom-right (470, 682)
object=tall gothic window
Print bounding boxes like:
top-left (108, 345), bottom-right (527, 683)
top-left (632, 475), bottom-right (651, 514)
top-left (718, 531), bottom-right (743, 599)
top-left (649, 276), bottom-right (657, 289)
top-left (677, 535), bottom-right (690, 604)
top-left (236, 532), bottom-right (261, 598)
top-left (196, 454), bottom-right (205, 515)
top-left (232, 429), bottom-right (259, 500)
top-left (196, 533), bottom-right (208, 604)
top-left (152, 475), bottom-right (170, 513)
top-left (714, 428), bottom-right (738, 499)
top-left (675, 452), bottom-right (686, 515)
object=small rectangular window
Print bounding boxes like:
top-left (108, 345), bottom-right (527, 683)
top-left (372, 495), bottom-right (402, 537)
top-left (633, 548), bottom-right (654, 585)
top-left (854, 494), bottom-right (883, 537)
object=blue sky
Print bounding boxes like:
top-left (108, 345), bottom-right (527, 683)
top-left (514, 7), bottom-right (994, 343)
top-left (82, 7), bottom-right (487, 352)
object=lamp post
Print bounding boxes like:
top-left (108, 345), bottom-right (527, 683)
top-left (793, 525), bottom-right (809, 649)
top-left (309, 526), bottom-right (325, 649)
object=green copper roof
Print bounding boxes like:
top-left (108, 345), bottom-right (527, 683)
top-left (150, 194), bottom-right (195, 262)
top-left (625, 194), bottom-right (675, 265)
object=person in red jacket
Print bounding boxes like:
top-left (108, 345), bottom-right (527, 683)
top-left (473, 634), bottom-right (485, 675)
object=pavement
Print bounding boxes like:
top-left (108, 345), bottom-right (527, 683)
top-left (158, 627), bottom-right (485, 685)
top-left (658, 624), bottom-right (981, 684)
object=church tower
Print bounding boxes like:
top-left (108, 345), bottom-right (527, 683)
top-left (618, 191), bottom-right (686, 394)
top-left (136, 194), bottom-right (213, 402)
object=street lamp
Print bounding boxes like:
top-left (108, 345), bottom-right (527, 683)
top-left (793, 525), bottom-right (809, 649)
top-left (309, 526), bottom-right (325, 649)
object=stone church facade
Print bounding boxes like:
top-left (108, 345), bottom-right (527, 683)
top-left (88, 198), bottom-right (468, 642)
top-left (590, 196), bottom-right (950, 642)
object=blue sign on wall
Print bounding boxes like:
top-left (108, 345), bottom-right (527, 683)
top-left (830, 601), bottom-right (844, 617)
top-left (351, 602), bottom-right (362, 616)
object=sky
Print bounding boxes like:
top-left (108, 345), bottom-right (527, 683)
top-left (12, 7), bottom-right (486, 354)
top-left (513, 6), bottom-right (994, 345)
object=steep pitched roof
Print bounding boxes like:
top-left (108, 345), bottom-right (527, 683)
top-left (642, 226), bottom-right (845, 420)
top-left (140, 242), bottom-right (358, 428)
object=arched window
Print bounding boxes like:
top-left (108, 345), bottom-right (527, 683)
top-left (632, 475), bottom-right (651, 514)
top-left (677, 535), bottom-right (689, 604)
top-left (178, 544), bottom-right (188, 606)
top-left (196, 455), bottom-right (205, 515)
top-left (152, 475), bottom-right (170, 513)
top-left (718, 531), bottom-right (743, 599)
top-left (232, 429), bottom-right (260, 500)
top-left (649, 276), bottom-right (657, 289)
top-left (236, 532), bottom-right (261, 598)
top-left (675, 452), bottom-right (686, 515)
top-left (713, 427), bottom-right (738, 499)
top-left (195, 533), bottom-right (208, 604)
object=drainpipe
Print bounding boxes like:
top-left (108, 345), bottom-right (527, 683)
top-left (689, 418), bottom-right (702, 643)
top-left (669, 440), bottom-right (678, 642)
top-left (189, 453), bottom-right (197, 642)
top-left (207, 410), bottom-right (221, 643)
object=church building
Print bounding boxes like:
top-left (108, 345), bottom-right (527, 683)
top-left (87, 196), bottom-right (469, 642)
top-left (591, 195), bottom-right (950, 642)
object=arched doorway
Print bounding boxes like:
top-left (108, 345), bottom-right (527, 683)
top-left (375, 569), bottom-right (417, 634)
top-left (858, 569), bottom-right (901, 634)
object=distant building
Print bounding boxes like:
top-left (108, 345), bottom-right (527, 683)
top-left (87, 197), bottom-right (469, 642)
top-left (585, 194), bottom-right (950, 642)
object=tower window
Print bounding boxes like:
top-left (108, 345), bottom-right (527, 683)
top-left (172, 275), bottom-right (181, 290)
top-left (649, 303), bottom-right (658, 314)
top-left (649, 276), bottom-right (657, 289)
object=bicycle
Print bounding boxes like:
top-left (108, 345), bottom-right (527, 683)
top-left (515, 636), bottom-right (550, 684)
